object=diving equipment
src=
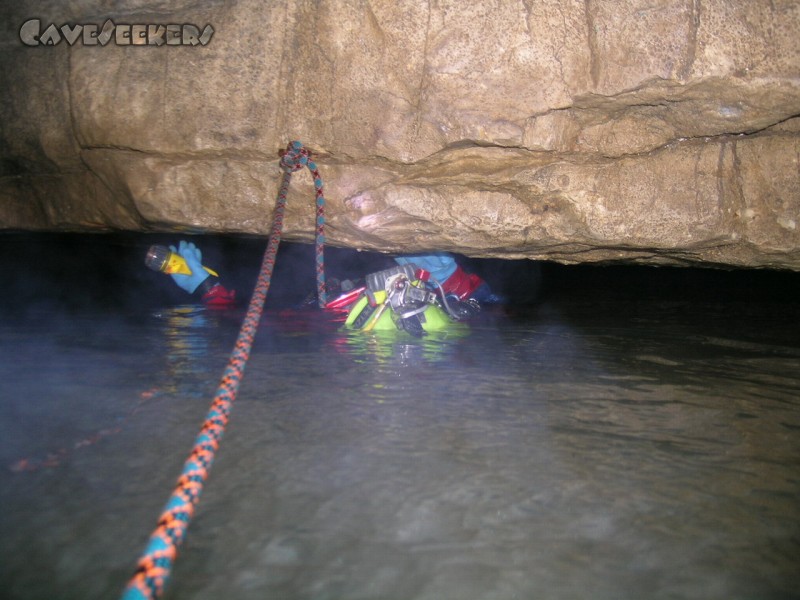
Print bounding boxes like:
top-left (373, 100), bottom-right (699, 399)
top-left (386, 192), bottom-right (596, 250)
top-left (145, 244), bottom-right (219, 278)
top-left (145, 241), bottom-right (236, 305)
top-left (343, 264), bottom-right (474, 336)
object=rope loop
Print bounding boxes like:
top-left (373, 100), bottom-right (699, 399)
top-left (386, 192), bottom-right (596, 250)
top-left (277, 140), bottom-right (327, 307)
top-left (279, 140), bottom-right (310, 173)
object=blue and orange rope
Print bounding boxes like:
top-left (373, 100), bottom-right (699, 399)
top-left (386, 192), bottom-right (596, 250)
top-left (122, 141), bottom-right (325, 600)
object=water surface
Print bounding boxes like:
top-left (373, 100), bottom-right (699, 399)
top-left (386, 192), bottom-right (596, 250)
top-left (0, 235), bottom-right (799, 600)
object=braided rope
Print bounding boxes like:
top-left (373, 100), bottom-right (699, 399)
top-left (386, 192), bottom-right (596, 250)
top-left (278, 140), bottom-right (327, 307)
top-left (122, 141), bottom-right (321, 600)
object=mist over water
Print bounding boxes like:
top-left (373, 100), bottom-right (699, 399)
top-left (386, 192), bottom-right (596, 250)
top-left (1, 232), bottom-right (799, 600)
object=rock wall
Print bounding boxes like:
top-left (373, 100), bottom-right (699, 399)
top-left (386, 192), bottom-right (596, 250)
top-left (1, 0), bottom-right (799, 268)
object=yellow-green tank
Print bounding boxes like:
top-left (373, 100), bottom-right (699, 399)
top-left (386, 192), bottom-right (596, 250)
top-left (344, 289), bottom-right (457, 333)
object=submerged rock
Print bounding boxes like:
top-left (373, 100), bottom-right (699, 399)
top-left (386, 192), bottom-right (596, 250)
top-left (1, 0), bottom-right (798, 268)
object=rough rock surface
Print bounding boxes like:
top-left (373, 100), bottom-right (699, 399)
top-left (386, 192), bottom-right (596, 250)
top-left (1, 0), bottom-right (799, 268)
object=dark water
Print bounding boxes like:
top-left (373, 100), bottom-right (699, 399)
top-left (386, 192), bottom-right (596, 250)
top-left (1, 233), bottom-right (799, 600)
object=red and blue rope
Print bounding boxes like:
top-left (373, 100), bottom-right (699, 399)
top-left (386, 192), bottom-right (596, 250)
top-left (278, 140), bottom-right (327, 307)
top-left (122, 141), bottom-right (324, 600)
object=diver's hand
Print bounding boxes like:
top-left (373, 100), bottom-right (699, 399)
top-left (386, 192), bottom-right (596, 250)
top-left (169, 240), bottom-right (210, 294)
top-left (447, 297), bottom-right (480, 321)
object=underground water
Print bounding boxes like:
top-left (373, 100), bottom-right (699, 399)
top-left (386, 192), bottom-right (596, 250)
top-left (1, 232), bottom-right (798, 600)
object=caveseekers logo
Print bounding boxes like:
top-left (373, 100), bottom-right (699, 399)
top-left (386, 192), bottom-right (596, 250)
top-left (20, 18), bottom-right (214, 46)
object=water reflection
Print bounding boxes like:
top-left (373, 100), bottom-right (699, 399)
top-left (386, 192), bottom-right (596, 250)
top-left (1, 296), bottom-right (798, 600)
top-left (333, 327), bottom-right (471, 367)
top-left (158, 306), bottom-right (214, 389)
top-left (150, 304), bottom-right (239, 398)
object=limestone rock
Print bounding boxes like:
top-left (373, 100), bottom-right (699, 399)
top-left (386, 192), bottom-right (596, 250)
top-left (1, 0), bottom-right (799, 269)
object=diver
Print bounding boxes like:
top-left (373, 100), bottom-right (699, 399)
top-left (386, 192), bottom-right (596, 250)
top-left (147, 240), bottom-right (237, 307)
top-left (337, 252), bottom-right (502, 336)
top-left (394, 253), bottom-right (500, 305)
top-left (151, 241), bottom-right (499, 334)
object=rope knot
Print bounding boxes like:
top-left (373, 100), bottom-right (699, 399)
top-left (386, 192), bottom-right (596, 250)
top-left (279, 140), bottom-right (309, 173)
